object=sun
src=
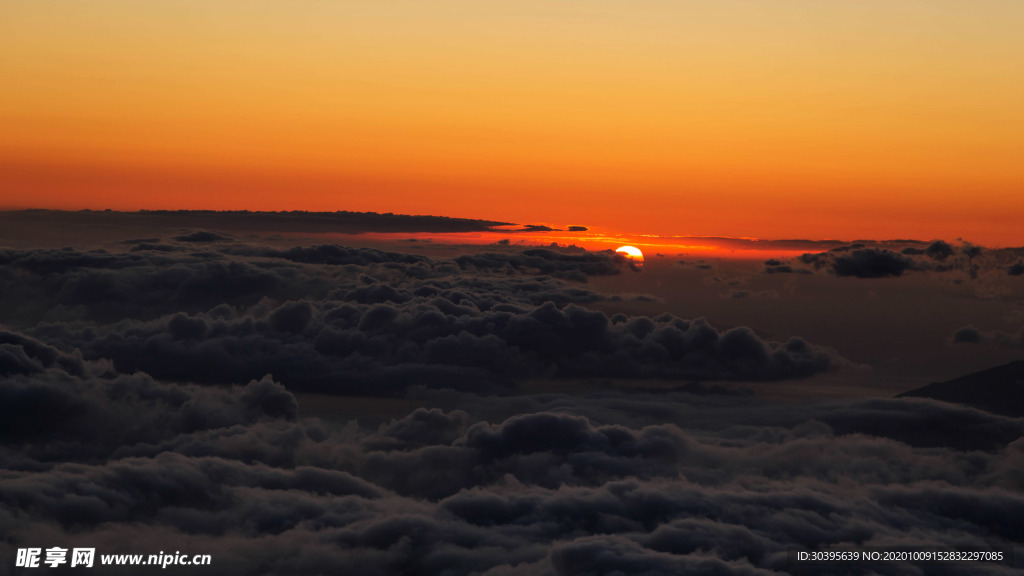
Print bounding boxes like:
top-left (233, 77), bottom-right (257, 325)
top-left (615, 245), bottom-right (644, 271)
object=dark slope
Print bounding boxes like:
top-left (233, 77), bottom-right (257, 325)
top-left (897, 360), bottom-right (1024, 418)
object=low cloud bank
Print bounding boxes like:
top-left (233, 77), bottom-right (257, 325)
top-left (2, 241), bottom-right (846, 395)
top-left (761, 240), bottom-right (1024, 281)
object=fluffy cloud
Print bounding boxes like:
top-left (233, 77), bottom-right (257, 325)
top-left (4, 361), bottom-right (1023, 575)
top-left (831, 249), bottom-right (913, 278)
top-left (4, 232), bottom-right (1021, 575)
top-left (0, 242), bottom-right (847, 397)
top-left (778, 241), bottom-right (1024, 281)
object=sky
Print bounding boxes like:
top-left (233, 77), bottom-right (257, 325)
top-left (2, 0), bottom-right (1024, 244)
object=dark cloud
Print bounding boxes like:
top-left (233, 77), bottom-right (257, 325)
top-left (513, 225), bottom-right (558, 232)
top-left (0, 330), bottom-right (84, 377)
top-left (0, 362), bottom-right (297, 464)
top-left (4, 340), bottom-right (1023, 575)
top-left (5, 226), bottom-right (1022, 575)
top-left (926, 240), bottom-right (956, 261)
top-left (762, 259), bottom-right (798, 275)
top-left (832, 249), bottom-right (913, 278)
top-left (174, 230), bottom-right (232, 243)
top-left (224, 243), bottom-right (431, 267)
top-left (782, 240), bottom-right (1024, 282)
top-left (961, 243), bottom-right (984, 262)
top-left (764, 264), bottom-right (810, 274)
top-left (836, 243), bottom-right (869, 252)
top-left (33, 298), bottom-right (842, 397)
top-left (953, 325), bottom-right (984, 344)
top-left (796, 252), bottom-right (826, 270)
top-left (949, 325), bottom-right (1024, 350)
top-left (128, 242), bottom-right (184, 252)
top-left (6, 392), bottom-right (1023, 574)
top-left (0, 209), bottom-right (514, 237)
top-left (454, 248), bottom-right (622, 281)
top-left (0, 247), bottom-right (293, 324)
top-left (0, 242), bottom-right (849, 394)
top-left (547, 535), bottom-right (775, 576)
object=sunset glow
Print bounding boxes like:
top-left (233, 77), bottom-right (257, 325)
top-left (3, 1), bottom-right (1023, 245)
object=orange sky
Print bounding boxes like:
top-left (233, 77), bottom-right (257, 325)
top-left (2, 1), bottom-right (1023, 245)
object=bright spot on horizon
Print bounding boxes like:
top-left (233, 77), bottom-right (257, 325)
top-left (615, 245), bottom-right (644, 271)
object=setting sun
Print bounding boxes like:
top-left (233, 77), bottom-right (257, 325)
top-left (615, 245), bottom-right (644, 270)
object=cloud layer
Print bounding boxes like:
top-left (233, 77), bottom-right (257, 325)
top-left (3, 233), bottom-right (1021, 575)
top-left (764, 240), bottom-right (1024, 281)
top-left (2, 241), bottom-right (846, 397)
top-left (3, 352), bottom-right (1023, 575)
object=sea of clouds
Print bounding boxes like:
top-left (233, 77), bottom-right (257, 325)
top-left (2, 234), bottom-right (1021, 574)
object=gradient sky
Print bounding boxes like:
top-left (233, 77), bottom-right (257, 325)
top-left (2, 1), bottom-right (1023, 244)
